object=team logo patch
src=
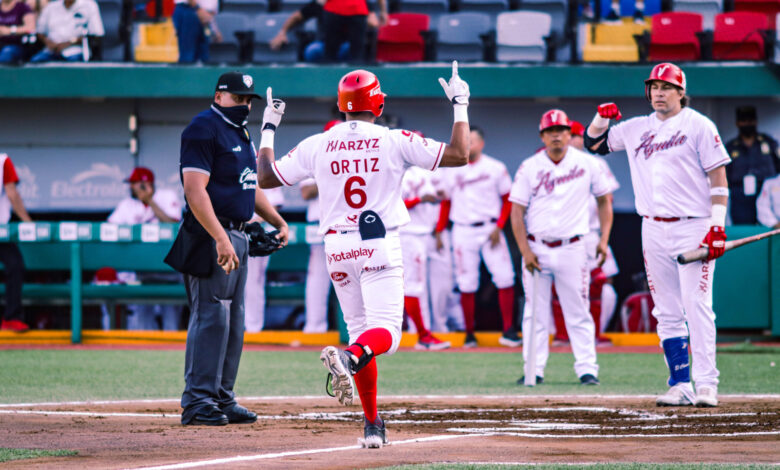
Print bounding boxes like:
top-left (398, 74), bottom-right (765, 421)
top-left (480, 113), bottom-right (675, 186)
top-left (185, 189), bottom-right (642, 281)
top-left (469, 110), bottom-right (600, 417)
top-left (350, 122), bottom-right (357, 130)
top-left (243, 75), bottom-right (253, 89)
top-left (330, 272), bottom-right (348, 281)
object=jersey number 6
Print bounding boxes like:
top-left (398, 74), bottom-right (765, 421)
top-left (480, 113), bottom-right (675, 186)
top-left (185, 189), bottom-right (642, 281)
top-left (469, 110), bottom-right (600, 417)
top-left (344, 176), bottom-right (367, 209)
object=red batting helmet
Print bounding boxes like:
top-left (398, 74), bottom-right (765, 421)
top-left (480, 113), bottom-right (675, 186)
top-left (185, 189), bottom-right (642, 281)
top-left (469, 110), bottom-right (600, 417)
top-left (644, 62), bottom-right (686, 102)
top-left (338, 70), bottom-right (385, 117)
top-left (570, 120), bottom-right (585, 137)
top-left (539, 109), bottom-right (571, 132)
top-left (125, 167), bottom-right (154, 183)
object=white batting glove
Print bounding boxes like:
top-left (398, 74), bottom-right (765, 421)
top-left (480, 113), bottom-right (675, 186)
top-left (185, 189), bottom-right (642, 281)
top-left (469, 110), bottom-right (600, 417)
top-left (438, 60), bottom-right (469, 106)
top-left (262, 87), bottom-right (285, 132)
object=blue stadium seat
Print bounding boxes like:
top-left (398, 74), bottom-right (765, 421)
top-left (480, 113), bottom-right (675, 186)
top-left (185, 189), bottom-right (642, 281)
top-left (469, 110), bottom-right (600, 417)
top-left (673, 0), bottom-right (722, 29)
top-left (495, 10), bottom-right (551, 62)
top-left (435, 12), bottom-right (491, 61)
top-left (398, 0), bottom-right (449, 24)
top-left (519, 0), bottom-right (567, 36)
top-left (221, 0), bottom-right (269, 16)
top-left (208, 12), bottom-right (249, 64)
top-left (97, 0), bottom-right (126, 61)
top-left (251, 13), bottom-right (299, 63)
top-left (457, 0), bottom-right (507, 16)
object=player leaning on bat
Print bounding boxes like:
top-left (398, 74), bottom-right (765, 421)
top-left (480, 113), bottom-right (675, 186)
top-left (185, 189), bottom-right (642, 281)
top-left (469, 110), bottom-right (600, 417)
top-left (585, 63), bottom-right (731, 407)
top-left (256, 61), bottom-right (470, 448)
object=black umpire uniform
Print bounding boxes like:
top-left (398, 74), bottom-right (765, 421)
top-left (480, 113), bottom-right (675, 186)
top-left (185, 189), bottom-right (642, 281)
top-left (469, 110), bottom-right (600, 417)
top-left (167, 71), bottom-right (265, 426)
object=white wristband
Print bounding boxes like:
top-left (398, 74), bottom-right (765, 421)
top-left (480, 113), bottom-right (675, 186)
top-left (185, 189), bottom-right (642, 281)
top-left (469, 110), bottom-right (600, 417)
top-left (260, 129), bottom-right (274, 150)
top-left (710, 187), bottom-right (729, 197)
top-left (592, 113), bottom-right (610, 128)
top-left (711, 204), bottom-right (727, 227)
top-left (453, 104), bottom-right (468, 124)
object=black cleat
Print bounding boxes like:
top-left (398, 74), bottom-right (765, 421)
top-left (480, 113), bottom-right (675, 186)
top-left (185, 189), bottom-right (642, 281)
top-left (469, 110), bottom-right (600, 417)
top-left (579, 374), bottom-right (600, 386)
top-left (361, 416), bottom-right (388, 448)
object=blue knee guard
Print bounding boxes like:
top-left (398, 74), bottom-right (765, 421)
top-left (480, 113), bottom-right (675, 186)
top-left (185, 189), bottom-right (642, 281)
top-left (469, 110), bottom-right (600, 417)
top-left (662, 337), bottom-right (690, 386)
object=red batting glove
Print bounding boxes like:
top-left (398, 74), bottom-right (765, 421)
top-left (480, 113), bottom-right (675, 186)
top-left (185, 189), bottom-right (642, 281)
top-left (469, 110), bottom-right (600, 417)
top-left (700, 226), bottom-right (727, 261)
top-left (597, 103), bottom-right (622, 121)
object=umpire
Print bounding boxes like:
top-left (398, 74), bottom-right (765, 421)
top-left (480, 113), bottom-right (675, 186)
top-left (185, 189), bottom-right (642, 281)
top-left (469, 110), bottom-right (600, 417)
top-left (167, 71), bottom-right (289, 426)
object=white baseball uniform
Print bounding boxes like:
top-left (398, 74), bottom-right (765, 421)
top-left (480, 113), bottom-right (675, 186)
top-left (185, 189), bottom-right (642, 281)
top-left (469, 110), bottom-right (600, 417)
top-left (105, 188), bottom-right (183, 330)
top-left (606, 107), bottom-right (730, 388)
top-left (756, 174), bottom-right (780, 228)
top-left (510, 146), bottom-right (613, 378)
top-left (244, 186), bottom-right (285, 332)
top-left (442, 154), bottom-right (515, 294)
top-left (272, 121), bottom-right (446, 352)
top-left (301, 177), bottom-right (332, 333)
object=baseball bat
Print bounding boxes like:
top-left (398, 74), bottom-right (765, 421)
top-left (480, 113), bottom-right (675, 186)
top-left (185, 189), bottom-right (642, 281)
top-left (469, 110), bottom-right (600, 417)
top-left (676, 228), bottom-right (780, 264)
top-left (524, 270), bottom-right (538, 387)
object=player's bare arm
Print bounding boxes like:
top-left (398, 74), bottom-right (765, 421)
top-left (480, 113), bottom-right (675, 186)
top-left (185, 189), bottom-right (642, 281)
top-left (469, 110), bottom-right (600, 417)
top-left (510, 203), bottom-right (539, 272)
top-left (595, 194), bottom-right (613, 266)
top-left (301, 183), bottom-right (318, 200)
top-left (183, 171), bottom-right (239, 274)
top-left (254, 187), bottom-right (289, 246)
top-left (134, 184), bottom-right (179, 223)
top-left (257, 87), bottom-right (286, 189)
top-left (4, 182), bottom-right (32, 222)
top-left (438, 61), bottom-right (470, 168)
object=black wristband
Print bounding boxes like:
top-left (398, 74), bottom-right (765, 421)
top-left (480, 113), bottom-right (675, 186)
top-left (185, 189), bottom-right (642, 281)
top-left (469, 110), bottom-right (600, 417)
top-left (262, 123), bottom-right (277, 132)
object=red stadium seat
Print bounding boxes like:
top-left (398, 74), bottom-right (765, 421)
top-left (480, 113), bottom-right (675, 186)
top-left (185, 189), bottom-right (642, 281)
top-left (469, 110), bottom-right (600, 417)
top-left (376, 13), bottom-right (430, 62)
top-left (712, 11), bottom-right (768, 60)
top-left (648, 12), bottom-right (703, 61)
top-left (734, 0), bottom-right (780, 29)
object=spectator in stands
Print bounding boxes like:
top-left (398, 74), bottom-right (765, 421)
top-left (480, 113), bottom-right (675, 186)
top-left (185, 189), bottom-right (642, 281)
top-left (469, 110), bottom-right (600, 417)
top-left (0, 152), bottom-right (32, 332)
top-left (31, 0), bottom-right (103, 62)
top-left (0, 0), bottom-right (36, 63)
top-left (269, 1), bottom-right (378, 62)
top-left (105, 167), bottom-right (183, 330)
top-left (26, 0), bottom-right (47, 13)
top-left (725, 106), bottom-right (780, 224)
top-left (756, 173), bottom-right (780, 229)
top-left (172, 0), bottom-right (220, 63)
top-left (320, 0), bottom-right (386, 62)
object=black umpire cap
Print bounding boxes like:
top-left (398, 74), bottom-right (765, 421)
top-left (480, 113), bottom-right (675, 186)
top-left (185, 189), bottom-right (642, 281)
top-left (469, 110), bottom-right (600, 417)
top-left (215, 71), bottom-right (262, 100)
top-left (735, 105), bottom-right (757, 122)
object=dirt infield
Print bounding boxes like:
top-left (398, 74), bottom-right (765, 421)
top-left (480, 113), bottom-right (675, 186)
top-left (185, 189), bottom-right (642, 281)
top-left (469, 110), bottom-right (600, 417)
top-left (1, 395), bottom-right (778, 469)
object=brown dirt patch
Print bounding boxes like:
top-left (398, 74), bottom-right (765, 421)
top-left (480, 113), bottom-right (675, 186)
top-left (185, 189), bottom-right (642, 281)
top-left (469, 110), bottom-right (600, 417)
top-left (1, 395), bottom-right (778, 469)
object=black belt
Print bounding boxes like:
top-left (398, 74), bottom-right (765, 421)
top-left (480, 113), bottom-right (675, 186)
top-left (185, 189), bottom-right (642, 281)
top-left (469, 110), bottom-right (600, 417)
top-left (217, 217), bottom-right (246, 231)
top-left (468, 218), bottom-right (498, 227)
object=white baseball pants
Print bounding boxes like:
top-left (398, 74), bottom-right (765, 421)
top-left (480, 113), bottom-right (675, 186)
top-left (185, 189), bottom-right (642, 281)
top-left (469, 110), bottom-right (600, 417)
top-left (244, 255), bottom-right (269, 332)
top-left (428, 229), bottom-right (463, 332)
top-left (304, 243), bottom-right (331, 333)
top-left (452, 223), bottom-right (515, 293)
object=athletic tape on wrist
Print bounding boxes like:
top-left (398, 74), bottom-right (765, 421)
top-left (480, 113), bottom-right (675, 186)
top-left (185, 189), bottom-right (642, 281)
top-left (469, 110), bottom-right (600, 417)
top-left (454, 104), bottom-right (468, 123)
top-left (711, 204), bottom-right (727, 227)
top-left (710, 187), bottom-right (729, 197)
top-left (592, 113), bottom-right (610, 128)
top-left (260, 129), bottom-right (275, 149)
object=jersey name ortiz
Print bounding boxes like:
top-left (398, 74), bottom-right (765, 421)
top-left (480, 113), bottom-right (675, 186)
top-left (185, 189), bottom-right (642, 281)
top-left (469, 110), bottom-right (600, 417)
top-left (272, 120), bottom-right (445, 235)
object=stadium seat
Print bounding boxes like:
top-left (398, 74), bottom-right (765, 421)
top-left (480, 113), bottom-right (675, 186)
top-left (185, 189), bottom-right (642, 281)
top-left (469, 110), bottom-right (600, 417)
top-left (208, 12), bottom-right (250, 64)
top-left (495, 10), bottom-right (551, 62)
top-left (673, 0), bottom-right (722, 30)
top-left (582, 18), bottom-right (649, 62)
top-left (456, 0), bottom-right (508, 16)
top-left (96, 0), bottom-right (127, 61)
top-left (398, 0), bottom-right (449, 24)
top-left (712, 11), bottom-right (768, 60)
top-left (134, 19), bottom-right (178, 62)
top-left (734, 0), bottom-right (780, 28)
top-left (375, 13), bottom-right (431, 62)
top-left (519, 0), bottom-right (567, 36)
top-left (434, 12), bottom-right (491, 61)
top-left (251, 13), bottom-right (299, 62)
top-left (647, 11), bottom-right (702, 61)
top-left (221, 0), bottom-right (268, 16)
top-left (277, 0), bottom-right (311, 12)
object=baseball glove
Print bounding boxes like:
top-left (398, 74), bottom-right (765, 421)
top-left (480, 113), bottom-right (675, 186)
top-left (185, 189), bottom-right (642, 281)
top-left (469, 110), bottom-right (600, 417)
top-left (244, 222), bottom-right (282, 257)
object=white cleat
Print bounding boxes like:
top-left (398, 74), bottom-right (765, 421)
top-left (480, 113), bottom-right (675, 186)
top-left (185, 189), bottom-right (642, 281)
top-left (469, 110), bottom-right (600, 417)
top-left (694, 385), bottom-right (719, 408)
top-left (320, 346), bottom-right (355, 406)
top-left (656, 382), bottom-right (696, 407)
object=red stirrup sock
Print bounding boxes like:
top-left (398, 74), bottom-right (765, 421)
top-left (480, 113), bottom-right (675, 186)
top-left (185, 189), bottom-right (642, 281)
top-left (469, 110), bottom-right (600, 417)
top-left (354, 357), bottom-right (379, 423)
top-left (498, 287), bottom-right (515, 333)
top-left (404, 296), bottom-right (430, 336)
top-left (460, 292), bottom-right (476, 334)
top-left (347, 328), bottom-right (393, 358)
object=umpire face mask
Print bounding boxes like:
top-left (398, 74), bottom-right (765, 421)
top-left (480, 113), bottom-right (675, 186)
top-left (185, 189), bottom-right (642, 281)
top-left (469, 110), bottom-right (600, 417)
top-left (213, 102), bottom-right (250, 127)
top-left (738, 124), bottom-right (757, 138)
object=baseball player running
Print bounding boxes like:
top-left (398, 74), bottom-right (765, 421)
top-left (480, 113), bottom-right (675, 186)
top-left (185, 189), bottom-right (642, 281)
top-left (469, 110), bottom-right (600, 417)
top-left (510, 109), bottom-right (613, 385)
top-left (401, 165), bottom-right (450, 350)
top-left (439, 126), bottom-right (521, 348)
top-left (584, 63), bottom-right (731, 407)
top-left (257, 62), bottom-right (470, 447)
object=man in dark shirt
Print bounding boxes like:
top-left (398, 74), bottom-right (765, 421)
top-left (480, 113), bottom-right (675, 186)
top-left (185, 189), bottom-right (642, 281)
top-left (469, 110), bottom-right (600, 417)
top-left (725, 105), bottom-right (780, 224)
top-left (174, 71), bottom-right (289, 426)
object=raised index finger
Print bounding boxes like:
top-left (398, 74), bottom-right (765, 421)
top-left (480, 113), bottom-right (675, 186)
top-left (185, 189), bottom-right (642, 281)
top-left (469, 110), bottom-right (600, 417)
top-left (452, 60), bottom-right (459, 78)
top-left (266, 87), bottom-right (273, 104)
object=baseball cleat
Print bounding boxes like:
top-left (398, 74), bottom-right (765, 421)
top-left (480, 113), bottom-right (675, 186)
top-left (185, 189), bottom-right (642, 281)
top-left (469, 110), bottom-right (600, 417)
top-left (499, 328), bottom-right (522, 347)
top-left (517, 375), bottom-right (544, 385)
top-left (694, 385), bottom-right (718, 408)
top-left (414, 333), bottom-right (451, 351)
top-left (579, 374), bottom-right (600, 385)
top-left (320, 346), bottom-right (356, 406)
top-left (656, 382), bottom-right (695, 407)
top-left (359, 416), bottom-right (388, 449)
top-left (463, 332), bottom-right (478, 348)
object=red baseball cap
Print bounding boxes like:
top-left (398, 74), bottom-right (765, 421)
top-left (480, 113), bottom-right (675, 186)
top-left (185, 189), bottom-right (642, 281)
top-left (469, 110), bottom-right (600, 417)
top-left (126, 167), bottom-right (154, 183)
top-left (570, 121), bottom-right (585, 137)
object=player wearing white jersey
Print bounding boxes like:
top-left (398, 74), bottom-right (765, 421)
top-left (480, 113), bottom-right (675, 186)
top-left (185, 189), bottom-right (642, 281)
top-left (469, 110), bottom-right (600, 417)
top-left (756, 174), bottom-right (780, 229)
top-left (243, 186), bottom-right (285, 332)
top-left (439, 126), bottom-right (520, 348)
top-left (585, 63), bottom-right (731, 407)
top-left (256, 63), bottom-right (470, 447)
top-left (400, 165), bottom-right (450, 350)
top-left (510, 109), bottom-right (613, 386)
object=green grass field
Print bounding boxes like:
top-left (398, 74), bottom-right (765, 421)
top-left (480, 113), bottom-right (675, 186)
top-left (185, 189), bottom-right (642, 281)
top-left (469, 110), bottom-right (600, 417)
top-left (0, 348), bottom-right (777, 403)
top-left (0, 448), bottom-right (77, 463)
